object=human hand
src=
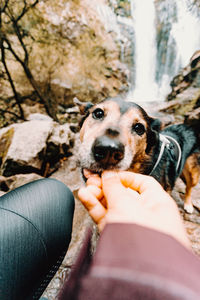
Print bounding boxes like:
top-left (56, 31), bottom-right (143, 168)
top-left (78, 170), bottom-right (190, 248)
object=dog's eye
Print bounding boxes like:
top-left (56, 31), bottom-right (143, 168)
top-left (92, 108), bottom-right (104, 120)
top-left (132, 123), bottom-right (145, 136)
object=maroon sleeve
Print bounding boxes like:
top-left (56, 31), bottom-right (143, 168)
top-left (58, 223), bottom-right (200, 300)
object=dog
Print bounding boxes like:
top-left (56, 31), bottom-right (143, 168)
top-left (75, 96), bottom-right (200, 214)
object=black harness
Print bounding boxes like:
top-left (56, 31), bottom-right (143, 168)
top-left (149, 134), bottom-right (182, 176)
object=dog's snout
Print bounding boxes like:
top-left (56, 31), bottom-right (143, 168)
top-left (106, 127), bottom-right (120, 137)
top-left (92, 136), bottom-right (124, 166)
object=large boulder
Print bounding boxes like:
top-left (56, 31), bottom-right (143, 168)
top-left (0, 0), bottom-right (129, 119)
top-left (167, 50), bottom-right (200, 103)
top-left (160, 50), bottom-right (200, 121)
top-left (0, 114), bottom-right (75, 177)
top-left (0, 173), bottom-right (43, 192)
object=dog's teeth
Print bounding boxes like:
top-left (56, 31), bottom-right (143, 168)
top-left (184, 203), bottom-right (194, 214)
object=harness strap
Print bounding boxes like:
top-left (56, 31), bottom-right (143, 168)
top-left (164, 134), bottom-right (182, 172)
top-left (149, 134), bottom-right (182, 176)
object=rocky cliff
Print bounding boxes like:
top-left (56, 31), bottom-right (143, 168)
top-left (160, 50), bottom-right (200, 124)
top-left (0, 0), bottom-right (129, 126)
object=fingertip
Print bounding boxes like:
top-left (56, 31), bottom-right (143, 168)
top-left (118, 171), bottom-right (163, 193)
top-left (78, 186), bottom-right (107, 227)
top-left (102, 170), bottom-right (121, 190)
top-left (77, 186), bottom-right (87, 202)
top-left (87, 176), bottom-right (102, 188)
top-left (102, 170), bottom-right (118, 180)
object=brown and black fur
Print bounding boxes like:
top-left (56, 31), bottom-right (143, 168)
top-left (75, 96), bottom-right (200, 214)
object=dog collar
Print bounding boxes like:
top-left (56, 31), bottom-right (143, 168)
top-left (149, 133), bottom-right (182, 176)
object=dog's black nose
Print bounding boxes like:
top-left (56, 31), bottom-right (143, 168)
top-left (92, 136), bottom-right (124, 166)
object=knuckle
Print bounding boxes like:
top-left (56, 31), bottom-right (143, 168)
top-left (78, 187), bottom-right (88, 200)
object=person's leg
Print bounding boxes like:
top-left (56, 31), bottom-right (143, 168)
top-left (0, 178), bottom-right (74, 300)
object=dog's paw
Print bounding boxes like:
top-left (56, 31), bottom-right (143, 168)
top-left (184, 203), bottom-right (194, 214)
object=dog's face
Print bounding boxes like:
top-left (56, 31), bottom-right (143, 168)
top-left (76, 97), bottom-right (160, 176)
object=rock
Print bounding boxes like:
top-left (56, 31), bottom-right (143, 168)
top-left (0, 120), bottom-right (53, 176)
top-left (172, 178), bottom-right (200, 256)
top-left (0, 0), bottom-right (129, 122)
top-left (50, 141), bottom-right (82, 192)
top-left (0, 118), bottom-right (75, 177)
top-left (0, 127), bottom-right (15, 169)
top-left (162, 49), bottom-right (200, 121)
top-left (48, 123), bottom-right (74, 151)
top-left (159, 87), bottom-right (200, 120)
top-left (185, 107), bottom-right (200, 124)
top-left (139, 101), bottom-right (176, 126)
top-left (27, 113), bottom-right (53, 121)
top-left (44, 123), bottom-right (75, 177)
top-left (165, 50), bottom-right (200, 119)
top-left (21, 103), bottom-right (47, 120)
top-left (0, 173), bottom-right (43, 192)
top-left (168, 50), bottom-right (200, 100)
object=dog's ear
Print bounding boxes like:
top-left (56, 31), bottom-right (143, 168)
top-left (73, 97), bottom-right (93, 115)
top-left (150, 118), bottom-right (162, 132)
top-left (74, 97), bottom-right (94, 129)
top-left (146, 118), bottom-right (162, 153)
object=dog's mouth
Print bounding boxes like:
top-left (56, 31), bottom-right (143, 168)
top-left (82, 168), bottom-right (102, 181)
top-left (82, 165), bottom-right (125, 181)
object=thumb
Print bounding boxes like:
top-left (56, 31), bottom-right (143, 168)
top-left (102, 171), bottom-right (138, 206)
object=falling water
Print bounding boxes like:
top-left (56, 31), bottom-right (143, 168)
top-left (96, 0), bottom-right (200, 102)
top-left (129, 0), bottom-right (200, 101)
top-left (171, 1), bottom-right (200, 69)
top-left (156, 0), bottom-right (200, 100)
top-left (130, 0), bottom-right (158, 101)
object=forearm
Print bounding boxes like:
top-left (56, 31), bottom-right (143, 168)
top-left (59, 223), bottom-right (200, 300)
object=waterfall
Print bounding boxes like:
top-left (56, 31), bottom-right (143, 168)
top-left (156, 0), bottom-right (200, 100)
top-left (129, 0), bottom-right (200, 102)
top-left (170, 0), bottom-right (200, 70)
top-left (96, 0), bottom-right (200, 102)
top-left (130, 0), bottom-right (158, 101)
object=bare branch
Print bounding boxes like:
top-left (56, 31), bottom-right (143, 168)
top-left (3, 37), bottom-right (24, 65)
top-left (0, 0), bottom-right (9, 13)
top-left (11, 19), bottom-right (29, 63)
top-left (16, 0), bottom-right (39, 22)
top-left (0, 108), bottom-right (21, 119)
top-left (3, 37), bottom-right (56, 120)
top-left (0, 0), bottom-right (58, 121)
top-left (4, 0), bottom-right (39, 23)
top-left (1, 38), bottom-right (25, 119)
top-left (15, 0), bottom-right (28, 22)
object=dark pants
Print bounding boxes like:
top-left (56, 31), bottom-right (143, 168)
top-left (0, 178), bottom-right (74, 300)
